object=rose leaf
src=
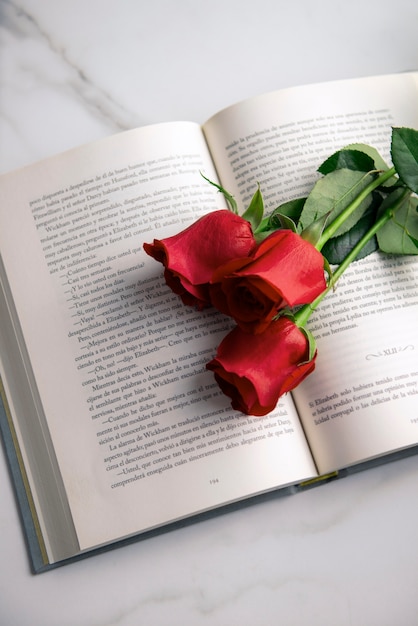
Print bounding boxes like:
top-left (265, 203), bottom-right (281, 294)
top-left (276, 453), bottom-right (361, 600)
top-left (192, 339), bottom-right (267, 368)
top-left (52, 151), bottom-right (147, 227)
top-left (391, 127), bottom-right (418, 194)
top-left (299, 168), bottom-right (374, 236)
top-left (318, 149), bottom-right (375, 175)
top-left (376, 188), bottom-right (418, 254)
top-left (321, 205), bottom-right (379, 265)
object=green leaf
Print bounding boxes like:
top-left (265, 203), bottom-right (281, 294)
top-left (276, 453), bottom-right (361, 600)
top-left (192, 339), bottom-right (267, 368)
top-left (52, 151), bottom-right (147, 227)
top-left (344, 143), bottom-right (388, 170)
top-left (318, 149), bottom-right (375, 175)
top-left (299, 168), bottom-right (374, 237)
top-left (200, 172), bottom-right (238, 213)
top-left (391, 127), bottom-right (418, 193)
top-left (241, 185), bottom-right (264, 231)
top-left (407, 232), bottom-right (418, 249)
top-left (376, 188), bottom-right (418, 254)
top-left (344, 143), bottom-right (395, 187)
top-left (321, 204), bottom-right (379, 264)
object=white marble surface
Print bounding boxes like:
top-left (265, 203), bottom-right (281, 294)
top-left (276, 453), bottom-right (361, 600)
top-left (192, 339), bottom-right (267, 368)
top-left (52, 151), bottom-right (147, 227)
top-left (1, 1), bottom-right (418, 624)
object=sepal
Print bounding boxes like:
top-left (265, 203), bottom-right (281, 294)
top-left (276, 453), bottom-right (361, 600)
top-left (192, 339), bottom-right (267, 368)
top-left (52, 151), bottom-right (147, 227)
top-left (300, 211), bottom-right (330, 247)
top-left (241, 184), bottom-right (264, 231)
top-left (200, 172), bottom-right (238, 213)
top-left (299, 325), bottom-right (317, 362)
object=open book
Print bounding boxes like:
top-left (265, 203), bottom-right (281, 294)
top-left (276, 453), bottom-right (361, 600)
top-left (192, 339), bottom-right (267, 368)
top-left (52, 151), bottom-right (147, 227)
top-left (1, 72), bottom-right (418, 573)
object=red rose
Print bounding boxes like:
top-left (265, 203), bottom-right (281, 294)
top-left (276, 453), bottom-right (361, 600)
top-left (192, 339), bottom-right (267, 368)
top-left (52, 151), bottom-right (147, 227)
top-left (206, 317), bottom-right (316, 416)
top-left (210, 230), bottom-right (326, 333)
top-left (143, 210), bottom-right (256, 309)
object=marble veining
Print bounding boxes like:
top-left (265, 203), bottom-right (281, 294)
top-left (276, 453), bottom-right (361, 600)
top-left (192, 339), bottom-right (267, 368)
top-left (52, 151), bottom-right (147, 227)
top-left (0, 1), bottom-right (140, 173)
top-left (2, 0), bottom-right (129, 129)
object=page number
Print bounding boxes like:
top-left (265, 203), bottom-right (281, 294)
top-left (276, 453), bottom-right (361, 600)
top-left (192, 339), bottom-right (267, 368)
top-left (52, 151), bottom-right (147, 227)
top-left (209, 478), bottom-right (220, 485)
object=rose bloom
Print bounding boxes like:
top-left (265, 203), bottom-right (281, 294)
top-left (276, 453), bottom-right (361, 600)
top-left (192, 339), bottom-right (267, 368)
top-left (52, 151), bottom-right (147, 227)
top-left (143, 210), bottom-right (256, 309)
top-left (210, 230), bottom-right (326, 333)
top-left (206, 317), bottom-right (316, 416)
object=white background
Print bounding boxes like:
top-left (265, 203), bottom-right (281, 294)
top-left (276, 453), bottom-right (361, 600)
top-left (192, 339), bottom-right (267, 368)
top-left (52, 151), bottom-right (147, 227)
top-left (1, 1), bottom-right (418, 624)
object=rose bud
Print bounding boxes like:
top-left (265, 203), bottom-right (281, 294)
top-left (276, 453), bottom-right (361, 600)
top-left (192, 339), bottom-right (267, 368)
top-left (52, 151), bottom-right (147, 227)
top-left (206, 317), bottom-right (316, 416)
top-left (210, 230), bottom-right (326, 333)
top-left (143, 210), bottom-right (256, 309)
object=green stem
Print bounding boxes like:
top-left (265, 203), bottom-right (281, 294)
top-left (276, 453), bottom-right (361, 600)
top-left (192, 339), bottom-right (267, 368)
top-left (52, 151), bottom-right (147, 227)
top-left (316, 166), bottom-right (396, 250)
top-left (294, 186), bottom-right (410, 328)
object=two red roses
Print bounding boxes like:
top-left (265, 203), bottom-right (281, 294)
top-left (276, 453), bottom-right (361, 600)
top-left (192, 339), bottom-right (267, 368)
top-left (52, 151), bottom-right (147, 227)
top-left (144, 210), bottom-right (326, 415)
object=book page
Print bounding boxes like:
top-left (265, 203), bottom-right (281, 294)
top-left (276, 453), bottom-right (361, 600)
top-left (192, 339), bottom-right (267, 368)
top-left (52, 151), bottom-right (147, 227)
top-left (0, 122), bottom-right (316, 560)
top-left (202, 72), bottom-right (418, 472)
top-left (203, 72), bottom-right (418, 210)
top-left (292, 253), bottom-right (418, 473)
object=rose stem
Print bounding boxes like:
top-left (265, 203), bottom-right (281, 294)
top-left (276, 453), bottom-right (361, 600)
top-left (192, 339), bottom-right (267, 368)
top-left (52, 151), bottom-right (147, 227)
top-left (316, 166), bottom-right (396, 251)
top-left (294, 186), bottom-right (411, 329)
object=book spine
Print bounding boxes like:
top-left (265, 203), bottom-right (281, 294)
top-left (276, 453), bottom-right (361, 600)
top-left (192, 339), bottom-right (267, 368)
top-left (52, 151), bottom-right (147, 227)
top-left (0, 378), bottom-right (50, 573)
